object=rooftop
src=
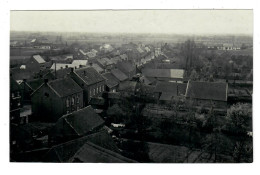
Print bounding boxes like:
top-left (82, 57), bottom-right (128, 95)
top-left (44, 130), bottom-right (119, 162)
top-left (57, 106), bottom-right (105, 136)
top-left (142, 69), bottom-right (185, 79)
top-left (33, 55), bottom-right (45, 64)
top-left (71, 142), bottom-right (137, 163)
top-left (111, 69), bottom-right (128, 82)
top-left (117, 61), bottom-right (135, 73)
top-left (102, 72), bottom-right (119, 88)
top-left (47, 77), bottom-right (82, 97)
top-left (74, 67), bottom-right (105, 86)
top-left (185, 81), bottom-right (228, 101)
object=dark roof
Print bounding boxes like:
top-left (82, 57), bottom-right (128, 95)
top-left (44, 130), bottom-right (119, 162)
top-left (159, 92), bottom-right (175, 101)
top-left (59, 106), bottom-right (105, 136)
top-left (48, 77), bottom-right (82, 97)
top-left (117, 61), bottom-right (135, 73)
top-left (10, 68), bottom-right (34, 81)
top-left (111, 69), bottom-right (128, 82)
top-left (102, 72), bottom-right (119, 88)
top-left (91, 63), bottom-right (104, 73)
top-left (74, 67), bottom-right (105, 86)
top-left (97, 58), bottom-right (114, 67)
top-left (154, 82), bottom-right (187, 96)
top-left (140, 84), bottom-right (155, 94)
top-left (71, 142), bottom-right (137, 163)
top-left (27, 78), bottom-right (44, 90)
top-left (185, 81), bottom-right (228, 101)
top-left (118, 81), bottom-right (137, 92)
top-left (55, 67), bottom-right (71, 79)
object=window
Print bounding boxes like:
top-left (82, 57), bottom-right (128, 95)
top-left (93, 89), bottom-right (95, 95)
top-left (17, 102), bottom-right (20, 106)
top-left (72, 97), bottom-right (75, 105)
top-left (77, 95), bottom-right (80, 103)
top-left (77, 106), bottom-right (80, 110)
top-left (90, 90), bottom-right (92, 97)
top-left (12, 93), bottom-right (14, 98)
top-left (102, 85), bottom-right (104, 91)
top-left (99, 86), bottom-right (101, 92)
top-left (44, 92), bottom-right (49, 97)
top-left (17, 92), bottom-right (20, 96)
top-left (66, 98), bottom-right (70, 107)
top-left (67, 110), bottom-right (70, 114)
top-left (96, 88), bottom-right (98, 94)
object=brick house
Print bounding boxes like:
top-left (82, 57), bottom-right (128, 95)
top-left (31, 77), bottom-right (84, 122)
top-left (70, 67), bottom-right (106, 106)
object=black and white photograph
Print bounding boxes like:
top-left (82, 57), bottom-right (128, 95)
top-left (8, 9), bottom-right (254, 163)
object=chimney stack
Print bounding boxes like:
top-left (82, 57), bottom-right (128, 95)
top-left (71, 67), bottom-right (74, 72)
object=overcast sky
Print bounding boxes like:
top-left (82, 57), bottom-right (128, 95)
top-left (10, 10), bottom-right (253, 35)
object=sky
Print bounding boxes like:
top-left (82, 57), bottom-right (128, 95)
top-left (10, 10), bottom-right (253, 35)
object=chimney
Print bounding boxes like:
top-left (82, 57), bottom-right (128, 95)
top-left (71, 67), bottom-right (74, 72)
top-left (65, 65), bottom-right (68, 68)
top-left (44, 79), bottom-right (48, 84)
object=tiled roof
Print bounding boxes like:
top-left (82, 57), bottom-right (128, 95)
top-left (118, 81), bottom-right (137, 92)
top-left (142, 69), bottom-right (184, 79)
top-left (10, 68), bottom-right (34, 81)
top-left (185, 81), bottom-right (228, 101)
top-left (97, 58), bottom-right (114, 67)
top-left (91, 63), bottom-right (104, 73)
top-left (154, 82), bottom-right (187, 96)
top-left (117, 61), bottom-right (135, 73)
top-left (102, 72), bottom-right (119, 88)
top-left (33, 55), bottom-right (45, 64)
top-left (74, 67), bottom-right (105, 86)
top-left (111, 69), bottom-right (128, 82)
top-left (110, 56), bottom-right (121, 64)
top-left (27, 78), bottom-right (44, 90)
top-left (59, 106), bottom-right (104, 136)
top-left (48, 77), bottom-right (82, 97)
top-left (71, 142), bottom-right (137, 163)
top-left (44, 130), bottom-right (119, 162)
top-left (54, 68), bottom-right (72, 79)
